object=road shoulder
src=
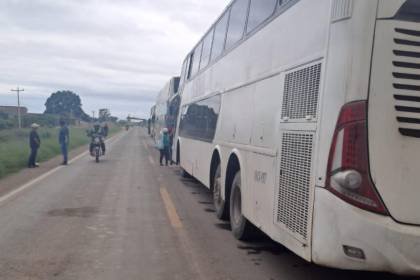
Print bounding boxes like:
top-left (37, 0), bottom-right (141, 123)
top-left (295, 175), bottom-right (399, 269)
top-left (0, 131), bottom-right (123, 198)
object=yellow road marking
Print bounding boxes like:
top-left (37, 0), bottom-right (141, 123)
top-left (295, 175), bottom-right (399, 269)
top-left (160, 187), bottom-right (183, 229)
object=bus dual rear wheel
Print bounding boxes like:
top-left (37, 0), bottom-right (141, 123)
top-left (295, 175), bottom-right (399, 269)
top-left (229, 171), bottom-right (257, 241)
top-left (213, 164), bottom-right (229, 220)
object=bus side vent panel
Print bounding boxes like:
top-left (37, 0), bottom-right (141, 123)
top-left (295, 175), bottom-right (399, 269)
top-left (393, 27), bottom-right (420, 138)
top-left (281, 63), bottom-right (321, 121)
top-left (277, 132), bottom-right (314, 241)
top-left (331, 0), bottom-right (353, 22)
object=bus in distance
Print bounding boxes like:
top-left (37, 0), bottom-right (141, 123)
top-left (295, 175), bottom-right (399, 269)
top-left (172, 0), bottom-right (420, 275)
top-left (153, 77), bottom-right (180, 143)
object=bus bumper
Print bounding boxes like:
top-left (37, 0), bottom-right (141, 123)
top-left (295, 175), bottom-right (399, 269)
top-left (312, 187), bottom-right (420, 276)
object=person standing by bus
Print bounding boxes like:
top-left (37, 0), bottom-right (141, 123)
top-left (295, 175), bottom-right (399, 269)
top-left (159, 128), bottom-right (170, 166)
top-left (59, 120), bottom-right (69, 165)
top-left (28, 123), bottom-right (41, 168)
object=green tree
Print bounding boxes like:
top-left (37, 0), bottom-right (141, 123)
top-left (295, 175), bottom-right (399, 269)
top-left (44, 91), bottom-right (90, 121)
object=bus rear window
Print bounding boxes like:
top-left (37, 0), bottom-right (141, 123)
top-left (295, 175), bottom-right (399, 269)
top-left (395, 0), bottom-right (420, 22)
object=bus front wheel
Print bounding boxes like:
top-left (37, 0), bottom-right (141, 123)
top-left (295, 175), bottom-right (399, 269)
top-left (229, 171), bottom-right (256, 241)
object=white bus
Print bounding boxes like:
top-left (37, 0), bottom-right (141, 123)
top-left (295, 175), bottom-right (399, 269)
top-left (173, 0), bottom-right (420, 275)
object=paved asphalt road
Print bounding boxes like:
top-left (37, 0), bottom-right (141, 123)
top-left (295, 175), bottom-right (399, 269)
top-left (0, 128), bottom-right (415, 280)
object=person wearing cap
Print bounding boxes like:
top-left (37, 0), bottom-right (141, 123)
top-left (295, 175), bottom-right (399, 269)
top-left (28, 123), bottom-right (41, 168)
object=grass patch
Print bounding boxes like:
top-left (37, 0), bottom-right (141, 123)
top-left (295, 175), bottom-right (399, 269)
top-left (0, 125), bottom-right (120, 179)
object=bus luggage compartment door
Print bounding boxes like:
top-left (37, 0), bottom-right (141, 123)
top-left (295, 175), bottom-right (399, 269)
top-left (274, 61), bottom-right (322, 256)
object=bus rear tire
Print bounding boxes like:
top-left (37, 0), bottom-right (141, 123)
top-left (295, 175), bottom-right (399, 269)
top-left (230, 171), bottom-right (256, 241)
top-left (213, 164), bottom-right (229, 220)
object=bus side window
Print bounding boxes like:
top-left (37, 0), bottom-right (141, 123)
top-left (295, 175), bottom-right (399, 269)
top-left (190, 42), bottom-right (203, 78)
top-left (246, 0), bottom-right (278, 33)
top-left (179, 96), bottom-right (221, 142)
top-left (278, 0), bottom-right (293, 9)
top-left (180, 59), bottom-right (188, 87)
top-left (225, 0), bottom-right (250, 50)
top-left (211, 10), bottom-right (230, 61)
top-left (200, 29), bottom-right (215, 70)
top-left (187, 54), bottom-right (193, 80)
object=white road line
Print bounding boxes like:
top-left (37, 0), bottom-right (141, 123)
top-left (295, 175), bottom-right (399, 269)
top-left (0, 131), bottom-right (124, 205)
top-left (69, 151), bottom-right (89, 164)
top-left (0, 166), bottom-right (64, 204)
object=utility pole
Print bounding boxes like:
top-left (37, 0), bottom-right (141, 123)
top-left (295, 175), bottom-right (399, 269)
top-left (11, 86), bottom-right (24, 129)
top-left (92, 110), bottom-right (95, 121)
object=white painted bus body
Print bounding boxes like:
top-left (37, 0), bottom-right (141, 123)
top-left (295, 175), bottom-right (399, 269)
top-left (175, 0), bottom-right (420, 275)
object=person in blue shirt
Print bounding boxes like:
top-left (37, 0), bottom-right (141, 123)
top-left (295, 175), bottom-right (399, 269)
top-left (59, 120), bottom-right (69, 165)
top-left (28, 123), bottom-right (40, 168)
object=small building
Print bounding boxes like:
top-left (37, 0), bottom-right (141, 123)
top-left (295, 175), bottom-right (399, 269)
top-left (0, 106), bottom-right (28, 116)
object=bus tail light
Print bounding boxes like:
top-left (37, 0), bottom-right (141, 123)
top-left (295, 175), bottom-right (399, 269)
top-left (326, 101), bottom-right (388, 215)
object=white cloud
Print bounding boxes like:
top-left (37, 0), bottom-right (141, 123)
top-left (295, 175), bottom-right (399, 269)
top-left (0, 0), bottom-right (228, 118)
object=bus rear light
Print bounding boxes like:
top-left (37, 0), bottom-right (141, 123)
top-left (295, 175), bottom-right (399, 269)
top-left (326, 101), bottom-right (388, 215)
top-left (331, 170), bottom-right (362, 191)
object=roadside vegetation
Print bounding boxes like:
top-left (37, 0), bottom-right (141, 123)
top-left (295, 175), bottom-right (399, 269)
top-left (0, 125), bottom-right (120, 179)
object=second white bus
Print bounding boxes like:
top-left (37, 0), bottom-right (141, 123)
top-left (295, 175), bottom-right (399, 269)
top-left (153, 77), bottom-right (180, 143)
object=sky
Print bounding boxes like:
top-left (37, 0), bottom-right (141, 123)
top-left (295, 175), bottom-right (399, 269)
top-left (0, 0), bottom-right (228, 119)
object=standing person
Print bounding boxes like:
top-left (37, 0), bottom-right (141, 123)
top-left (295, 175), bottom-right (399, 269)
top-left (159, 128), bottom-right (170, 166)
top-left (59, 120), bottom-right (69, 165)
top-left (28, 123), bottom-right (41, 168)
